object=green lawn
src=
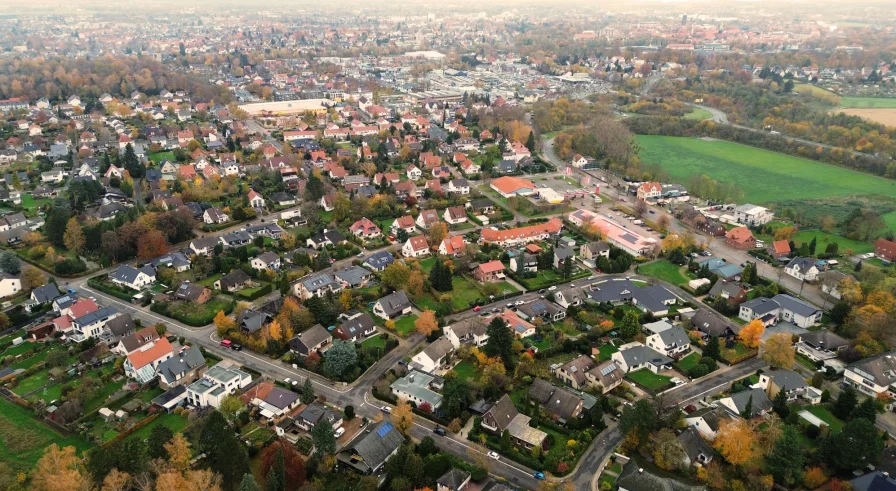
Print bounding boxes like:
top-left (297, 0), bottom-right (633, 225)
top-left (804, 405), bottom-right (844, 431)
top-left (0, 398), bottom-right (91, 475)
top-left (12, 369), bottom-right (52, 397)
top-left (839, 97), bottom-right (896, 109)
top-left (638, 260), bottom-right (689, 286)
top-left (21, 193), bottom-right (50, 211)
top-left (636, 135), bottom-right (896, 205)
top-left (721, 342), bottom-right (756, 363)
top-left (419, 257), bottom-right (436, 274)
top-left (795, 352), bottom-right (818, 371)
top-left (128, 412), bottom-right (190, 441)
top-left (3, 341), bottom-right (35, 357)
top-left (597, 344), bottom-right (618, 361)
top-left (149, 151), bottom-right (176, 164)
top-left (625, 369), bottom-right (672, 391)
top-left (790, 230), bottom-right (874, 255)
top-left (394, 314), bottom-right (418, 337)
top-left (683, 107), bottom-right (713, 120)
top-left (360, 335), bottom-right (386, 351)
top-left (884, 211), bottom-right (896, 233)
top-left (452, 361), bottom-right (478, 382)
top-left (674, 352), bottom-right (701, 372)
top-left (416, 276), bottom-right (515, 313)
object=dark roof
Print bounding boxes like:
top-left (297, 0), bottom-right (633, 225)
top-left (483, 394), bottom-right (519, 432)
top-left (528, 379), bottom-right (582, 421)
top-left (376, 290), bottom-right (411, 316)
top-left (174, 282), bottom-right (208, 302)
top-left (688, 309), bottom-right (742, 336)
top-left (105, 314), bottom-right (135, 337)
top-left (678, 427), bottom-right (715, 463)
top-left (800, 330), bottom-right (849, 350)
top-left (337, 420), bottom-right (405, 473)
top-left (338, 313), bottom-right (375, 338)
top-left (726, 388), bottom-right (772, 417)
top-left (290, 325), bottom-right (332, 352)
top-left (262, 386), bottom-right (300, 410)
top-left (437, 468), bottom-right (472, 490)
top-left (32, 284), bottom-right (61, 303)
top-left (364, 250), bottom-right (395, 270)
top-left (238, 309), bottom-right (271, 333)
top-left (219, 269), bottom-right (251, 289)
top-left (157, 347), bottom-right (205, 384)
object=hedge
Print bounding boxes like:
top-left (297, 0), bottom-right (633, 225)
top-left (234, 282), bottom-right (273, 301)
top-left (87, 276), bottom-right (137, 301)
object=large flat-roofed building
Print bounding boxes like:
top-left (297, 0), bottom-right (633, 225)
top-left (583, 214), bottom-right (656, 257)
top-left (239, 99), bottom-right (333, 116)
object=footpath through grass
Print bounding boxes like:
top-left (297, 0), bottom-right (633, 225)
top-left (636, 135), bottom-right (896, 205)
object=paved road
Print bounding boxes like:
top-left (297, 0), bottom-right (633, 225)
top-left (246, 119), bottom-right (283, 153)
top-left (665, 356), bottom-right (767, 407)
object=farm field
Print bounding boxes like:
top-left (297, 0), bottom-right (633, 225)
top-left (0, 398), bottom-right (90, 475)
top-left (636, 136), bottom-right (896, 205)
top-left (838, 96), bottom-right (896, 108)
top-left (791, 230), bottom-right (875, 254)
top-left (838, 108), bottom-right (896, 126)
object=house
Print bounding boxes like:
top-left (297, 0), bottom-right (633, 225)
top-left (515, 299), bottom-right (566, 323)
top-left (443, 206), bottom-right (467, 225)
top-left (294, 402), bottom-right (342, 432)
top-left (30, 284), bottom-right (62, 308)
top-left (156, 346), bottom-right (206, 389)
top-left (416, 209), bottom-right (441, 230)
top-left (113, 326), bottom-right (160, 356)
top-left (336, 420), bottom-right (405, 475)
top-left (473, 260), bottom-right (506, 282)
top-left (245, 382), bottom-right (301, 420)
top-left (373, 291), bottom-right (412, 320)
top-left (481, 394), bottom-right (547, 450)
top-left (492, 309), bottom-right (536, 338)
top-left (587, 279), bottom-right (680, 316)
top-left (219, 231), bottom-right (252, 248)
top-left (102, 314), bottom-right (137, 345)
top-left (306, 229), bottom-right (346, 249)
top-left (490, 176), bottom-right (536, 198)
top-left (844, 351), bottom-right (896, 401)
top-left (406, 165), bottom-right (422, 180)
top-left (684, 406), bottom-right (734, 440)
top-left (738, 294), bottom-right (822, 328)
top-left (41, 169), bottom-right (64, 184)
top-left (215, 269), bottom-right (252, 292)
top-left (554, 284), bottom-right (586, 309)
top-left (203, 207), bottom-right (229, 224)
top-left (707, 280), bottom-right (748, 305)
top-left (725, 227), bottom-right (756, 250)
top-left (874, 238), bottom-right (896, 261)
top-left (173, 282), bottom-right (212, 304)
top-left (71, 307), bottom-right (121, 342)
top-left (150, 252), bottom-right (191, 273)
top-left (0, 273), bottom-right (21, 298)
top-left (686, 309), bottom-right (742, 339)
top-left (445, 319), bottom-right (489, 348)
top-left (391, 370), bottom-right (444, 409)
top-left (350, 218), bottom-right (381, 239)
top-left (480, 218), bottom-right (563, 247)
top-left (734, 204), bottom-right (773, 226)
top-left (363, 251), bottom-right (394, 272)
top-left (390, 215), bottom-right (417, 236)
top-left (528, 379), bottom-right (584, 423)
top-left (402, 235), bottom-right (430, 258)
top-left (645, 326), bottom-right (691, 359)
top-left (785, 257), bottom-right (820, 282)
top-left (237, 309), bottom-right (273, 334)
top-left (247, 190), bottom-right (264, 209)
top-left (717, 388), bottom-right (772, 418)
top-left (439, 236), bottom-right (467, 256)
top-left (189, 237), bottom-right (219, 256)
top-left (124, 337), bottom-right (174, 384)
top-left (770, 240), bottom-right (791, 258)
top-left (436, 468), bottom-right (471, 491)
top-left (293, 273), bottom-right (342, 299)
top-left (850, 471), bottom-right (896, 491)
top-left (586, 360), bottom-right (625, 394)
top-left (509, 250), bottom-right (538, 273)
top-left (250, 251), bottom-right (281, 271)
top-left (335, 266), bottom-right (373, 288)
top-left (581, 242), bottom-right (611, 261)
top-left (553, 355), bottom-right (597, 390)
top-left (553, 246), bottom-right (575, 269)
top-left (819, 270), bottom-right (851, 299)
top-left (289, 324), bottom-right (332, 356)
top-left (679, 427), bottom-right (715, 466)
top-left (611, 343), bottom-right (673, 374)
top-left (796, 330), bottom-right (850, 363)
top-left (446, 179), bottom-right (470, 195)
top-left (411, 337), bottom-right (454, 373)
top-left (334, 313), bottom-right (376, 342)
top-left (637, 182), bottom-right (662, 201)
top-left (108, 265), bottom-right (156, 291)
top-left (755, 368), bottom-right (822, 404)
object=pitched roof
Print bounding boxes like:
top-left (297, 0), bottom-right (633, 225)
top-left (480, 218), bottom-right (562, 243)
top-left (338, 420), bottom-right (405, 473)
top-left (726, 388), bottom-right (772, 417)
top-left (725, 226), bottom-right (754, 243)
top-left (157, 347), bottom-right (205, 384)
top-left (484, 394), bottom-right (519, 432)
top-left (126, 337), bottom-right (173, 370)
top-left (291, 324), bottom-right (332, 350)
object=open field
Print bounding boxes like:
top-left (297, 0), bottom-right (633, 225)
top-left (638, 260), bottom-right (689, 286)
top-left (636, 136), bottom-right (896, 205)
top-left (0, 398), bottom-right (90, 474)
top-left (838, 108), bottom-right (896, 126)
top-left (791, 230), bottom-right (875, 254)
top-left (839, 97), bottom-right (896, 109)
top-left (683, 107), bottom-right (713, 121)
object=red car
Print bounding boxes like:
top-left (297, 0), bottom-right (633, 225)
top-left (473, 306), bottom-right (481, 312)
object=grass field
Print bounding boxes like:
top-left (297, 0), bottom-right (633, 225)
top-left (129, 413), bottom-right (190, 441)
top-left (683, 107), bottom-right (713, 121)
top-left (0, 398), bottom-right (90, 474)
top-left (626, 369), bottom-right (672, 392)
top-left (839, 97), bottom-right (896, 109)
top-left (394, 314), bottom-right (417, 337)
top-left (638, 260), bottom-right (689, 285)
top-left (21, 193), bottom-right (50, 211)
top-left (804, 405), bottom-right (844, 431)
top-left (636, 136), bottom-right (896, 205)
top-left (674, 352), bottom-right (701, 373)
top-left (597, 344), bottom-right (618, 361)
top-left (149, 151), bottom-right (176, 164)
top-left (360, 335), bottom-right (386, 351)
top-left (452, 361), bottom-right (478, 382)
top-left (791, 230), bottom-right (874, 254)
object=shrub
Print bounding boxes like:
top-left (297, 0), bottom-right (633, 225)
top-left (687, 364), bottom-right (709, 378)
top-left (55, 258), bottom-right (87, 275)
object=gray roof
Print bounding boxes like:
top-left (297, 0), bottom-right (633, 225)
top-left (390, 370), bottom-right (443, 407)
top-left (238, 309), bottom-right (271, 333)
top-left (554, 246), bottom-right (575, 261)
top-left (800, 330), bottom-right (849, 350)
top-left (363, 251), bottom-right (394, 270)
top-left (688, 309), bottom-right (742, 336)
top-left (337, 420), bottom-right (405, 473)
top-left (32, 284), bottom-right (61, 303)
top-left (263, 386), bottom-right (300, 410)
top-left (420, 337), bottom-right (453, 364)
top-left (708, 280), bottom-right (745, 299)
top-left (616, 458), bottom-right (707, 491)
top-left (334, 266), bottom-right (372, 287)
top-left (766, 369), bottom-right (807, 392)
top-left (290, 325), bottom-right (332, 353)
top-left (678, 426), bottom-right (715, 463)
top-left (742, 294), bottom-right (820, 318)
top-left (338, 313), bottom-right (376, 338)
top-left (376, 290), bottom-right (411, 316)
top-left (484, 394), bottom-right (519, 432)
top-left (254, 251), bottom-right (280, 265)
top-left (219, 269), bottom-right (251, 289)
top-left (437, 468), bottom-right (471, 490)
top-left (109, 264), bottom-right (155, 284)
top-left (150, 252), bottom-right (191, 270)
top-left (851, 472), bottom-right (896, 491)
top-left (786, 257), bottom-right (817, 272)
top-left (301, 273), bottom-right (338, 292)
top-left (588, 279), bottom-right (678, 314)
top-left (725, 388), bottom-right (772, 417)
top-left (528, 379), bottom-right (582, 421)
top-left (220, 231), bottom-right (251, 245)
top-left (819, 270), bottom-right (850, 288)
top-left (191, 236), bottom-right (219, 251)
top-left (619, 345), bottom-right (673, 368)
top-left (846, 351), bottom-right (896, 388)
top-left (656, 326), bottom-right (690, 347)
top-left (157, 347), bottom-right (205, 384)
top-left (105, 314), bottom-right (135, 337)
top-left (687, 406), bottom-right (733, 432)
top-left (298, 402), bottom-right (339, 426)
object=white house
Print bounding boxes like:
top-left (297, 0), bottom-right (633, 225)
top-left (0, 273), bottom-right (21, 298)
top-left (124, 337), bottom-right (174, 384)
top-left (738, 294), bottom-right (822, 329)
top-left (203, 207), bottom-right (229, 224)
top-left (445, 319), bottom-right (489, 348)
top-left (108, 265), bottom-right (156, 291)
top-left (734, 204), bottom-right (774, 226)
top-left (373, 291), bottom-right (412, 320)
top-left (410, 337), bottom-right (454, 373)
top-left (250, 251), bottom-right (281, 271)
top-left (406, 165), bottom-right (422, 180)
top-left (402, 236), bottom-right (430, 258)
top-left (248, 190), bottom-right (265, 209)
top-left (784, 257), bottom-right (820, 282)
top-left (186, 365), bottom-right (252, 408)
top-left (645, 326), bottom-right (691, 359)
top-left (610, 343), bottom-right (673, 374)
top-left (443, 206), bottom-right (467, 225)
top-left (844, 351), bottom-right (896, 405)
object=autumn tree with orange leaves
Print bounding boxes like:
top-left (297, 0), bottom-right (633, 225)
top-left (714, 419), bottom-right (757, 466)
top-left (137, 229), bottom-right (169, 259)
top-left (415, 310), bottom-right (439, 337)
top-left (739, 320), bottom-right (765, 348)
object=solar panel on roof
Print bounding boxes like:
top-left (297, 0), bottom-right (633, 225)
top-left (600, 364), bottom-right (617, 376)
top-left (377, 422), bottom-right (394, 437)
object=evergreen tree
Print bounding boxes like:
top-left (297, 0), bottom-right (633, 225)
top-left (766, 426), bottom-right (804, 485)
top-left (301, 378), bottom-right (315, 405)
top-left (239, 474), bottom-right (261, 491)
top-left (855, 260), bottom-right (863, 272)
top-left (484, 317), bottom-right (515, 368)
top-left (741, 394), bottom-right (753, 418)
top-left (265, 447), bottom-right (285, 491)
top-left (619, 310), bottom-right (641, 340)
top-left (809, 236), bottom-right (817, 256)
top-left (852, 397), bottom-right (877, 423)
top-left (772, 389), bottom-right (790, 419)
top-left (833, 386), bottom-right (858, 419)
top-left (200, 411), bottom-right (249, 490)
top-left (525, 131), bottom-right (536, 152)
top-left (305, 172), bottom-right (325, 201)
top-left (562, 256), bottom-right (573, 280)
top-left (703, 336), bottom-right (720, 360)
top-left (122, 143), bottom-right (144, 178)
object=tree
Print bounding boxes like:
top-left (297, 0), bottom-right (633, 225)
top-left (822, 418), bottom-right (884, 471)
top-left (381, 263), bottom-right (411, 291)
top-left (238, 474), bottom-right (261, 491)
top-left (619, 310), bottom-right (641, 340)
top-left (739, 320), bottom-right (765, 348)
top-left (562, 256), bottom-right (573, 280)
top-left (832, 386), bottom-right (858, 420)
top-left (619, 398), bottom-right (664, 444)
top-left (484, 316), bottom-right (515, 369)
top-left (525, 131), bottom-right (536, 151)
top-left (804, 467), bottom-right (829, 489)
top-left (301, 378), bottom-right (315, 405)
top-left (653, 428), bottom-right (686, 471)
top-left (391, 400), bottom-right (415, 436)
top-left (407, 271), bottom-right (425, 298)
top-left (415, 310), bottom-right (439, 337)
top-left (165, 433), bottom-right (192, 471)
top-left (322, 340), bottom-right (358, 379)
top-left (762, 333), bottom-right (795, 368)
top-left (45, 199), bottom-right (73, 247)
top-left (219, 394), bottom-right (246, 423)
top-left (703, 336), bottom-right (720, 360)
top-left (429, 259), bottom-right (452, 292)
top-left (137, 229), bottom-right (169, 259)
top-left (0, 251), bottom-right (20, 275)
top-left (441, 376), bottom-right (471, 419)
top-left (32, 444), bottom-right (87, 491)
top-left (852, 397), bottom-right (877, 423)
top-left (215, 311), bottom-right (236, 337)
top-left (101, 469), bottom-right (131, 491)
top-left (148, 424), bottom-right (174, 459)
top-left (714, 419), bottom-right (757, 466)
top-left (265, 447), bottom-right (285, 491)
top-left (200, 411), bottom-right (249, 490)
top-left (772, 390), bottom-right (790, 419)
top-left (766, 426), bottom-right (804, 486)
top-left (312, 419), bottom-right (336, 456)
top-left (63, 217), bottom-right (85, 255)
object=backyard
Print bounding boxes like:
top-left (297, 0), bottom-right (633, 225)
top-left (802, 405), bottom-right (844, 432)
top-left (625, 369), bottom-right (672, 392)
top-left (674, 352), bottom-right (701, 373)
top-left (452, 361), bottom-right (478, 382)
top-left (0, 398), bottom-right (91, 475)
top-left (596, 344), bottom-right (618, 361)
top-left (393, 314), bottom-right (418, 337)
top-left (637, 260), bottom-right (690, 286)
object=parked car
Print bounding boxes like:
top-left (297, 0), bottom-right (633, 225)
top-left (473, 306), bottom-right (481, 312)
top-left (231, 343), bottom-right (243, 351)
top-left (533, 472), bottom-right (546, 480)
top-left (284, 378), bottom-right (292, 385)
top-left (381, 405), bottom-right (392, 413)
top-left (334, 427), bottom-right (345, 438)
top-left (487, 451), bottom-right (500, 460)
top-left (434, 427), bottom-right (447, 436)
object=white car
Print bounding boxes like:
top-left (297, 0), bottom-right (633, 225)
top-left (514, 300), bottom-right (525, 306)
top-left (548, 286), bottom-right (557, 291)
top-left (284, 378), bottom-right (292, 385)
top-left (334, 427), bottom-right (345, 438)
top-left (487, 451), bottom-right (500, 461)
top-left (291, 380), bottom-right (299, 387)
top-left (381, 405), bottom-right (392, 413)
